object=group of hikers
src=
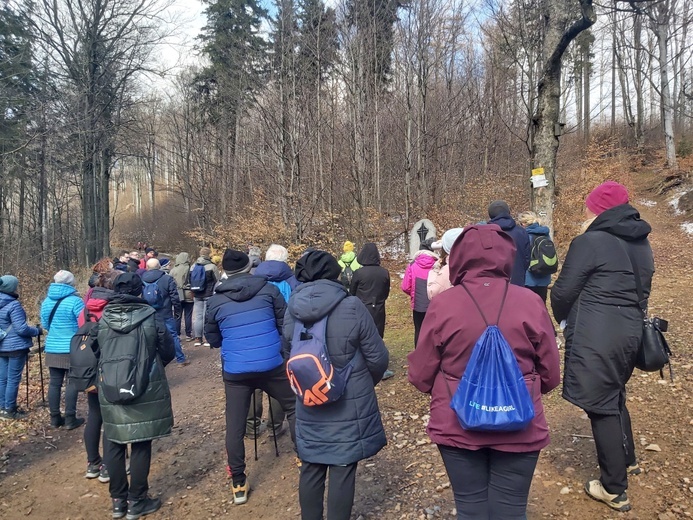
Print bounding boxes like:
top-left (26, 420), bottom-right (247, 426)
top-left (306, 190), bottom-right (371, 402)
top-left (0, 180), bottom-right (655, 519)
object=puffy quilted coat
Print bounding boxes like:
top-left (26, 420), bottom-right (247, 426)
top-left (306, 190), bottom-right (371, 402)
top-left (284, 279), bottom-right (389, 465)
top-left (401, 250), bottom-right (438, 311)
top-left (96, 294), bottom-right (175, 444)
top-left (524, 223), bottom-right (553, 288)
top-left (205, 274), bottom-right (286, 376)
top-left (0, 293), bottom-right (40, 353)
top-left (408, 224), bottom-right (560, 452)
top-left (255, 260), bottom-right (299, 304)
top-left (551, 204), bottom-right (654, 415)
top-left (40, 284), bottom-right (85, 355)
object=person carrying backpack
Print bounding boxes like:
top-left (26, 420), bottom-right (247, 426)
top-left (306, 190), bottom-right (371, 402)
top-left (204, 249), bottom-right (296, 506)
top-left (94, 272), bottom-right (175, 520)
top-left (191, 247), bottom-right (220, 347)
top-left (41, 270), bottom-right (86, 429)
top-left (488, 201), bottom-right (531, 287)
top-left (0, 275), bottom-right (42, 421)
top-left (518, 211), bottom-right (555, 305)
top-left (141, 259), bottom-right (187, 366)
top-left (408, 225), bottom-right (560, 520)
top-left (169, 252), bottom-right (195, 341)
top-left (285, 251), bottom-right (389, 520)
top-left (74, 269), bottom-right (122, 485)
top-left (337, 241), bottom-right (361, 290)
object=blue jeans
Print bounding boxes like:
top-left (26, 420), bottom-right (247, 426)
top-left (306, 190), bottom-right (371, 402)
top-left (192, 298), bottom-right (208, 339)
top-left (0, 353), bottom-right (28, 412)
top-left (165, 317), bottom-right (186, 363)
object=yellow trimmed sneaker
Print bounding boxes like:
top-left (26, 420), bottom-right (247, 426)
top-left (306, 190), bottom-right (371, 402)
top-left (584, 480), bottom-right (631, 512)
top-left (232, 480), bottom-right (250, 505)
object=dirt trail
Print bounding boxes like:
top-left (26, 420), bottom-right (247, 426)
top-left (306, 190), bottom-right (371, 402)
top-left (1, 183), bottom-right (691, 520)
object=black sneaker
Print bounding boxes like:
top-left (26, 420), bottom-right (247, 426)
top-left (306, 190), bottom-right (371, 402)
top-left (86, 461), bottom-right (101, 479)
top-left (64, 415), bottom-right (85, 430)
top-left (98, 464), bottom-right (110, 483)
top-left (6, 408), bottom-right (27, 420)
top-left (112, 498), bottom-right (127, 519)
top-left (126, 497), bottom-right (161, 520)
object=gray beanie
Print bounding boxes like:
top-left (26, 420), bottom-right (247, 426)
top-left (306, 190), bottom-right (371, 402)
top-left (54, 270), bottom-right (75, 286)
top-left (0, 275), bottom-right (19, 294)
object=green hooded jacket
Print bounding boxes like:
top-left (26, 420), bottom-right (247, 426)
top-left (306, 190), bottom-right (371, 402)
top-left (97, 294), bottom-right (174, 444)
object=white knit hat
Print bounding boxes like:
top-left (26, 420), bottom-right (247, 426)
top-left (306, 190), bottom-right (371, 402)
top-left (441, 228), bottom-right (464, 254)
top-left (54, 270), bottom-right (75, 286)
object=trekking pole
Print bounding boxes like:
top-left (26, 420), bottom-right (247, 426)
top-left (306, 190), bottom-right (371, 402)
top-left (36, 332), bottom-right (47, 406)
top-left (267, 397), bottom-right (280, 457)
top-left (252, 390), bottom-right (259, 461)
top-left (25, 354), bottom-right (30, 408)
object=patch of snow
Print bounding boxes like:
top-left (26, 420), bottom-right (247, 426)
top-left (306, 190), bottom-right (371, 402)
top-left (668, 189), bottom-right (690, 216)
top-left (638, 199), bottom-right (657, 207)
top-left (681, 222), bottom-right (693, 237)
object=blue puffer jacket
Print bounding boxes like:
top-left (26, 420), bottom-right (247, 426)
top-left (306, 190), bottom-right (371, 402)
top-left (40, 284), bottom-right (84, 355)
top-left (283, 280), bottom-right (389, 465)
top-left (255, 260), bottom-right (299, 304)
top-left (204, 273), bottom-right (286, 376)
top-left (489, 215), bottom-right (531, 286)
top-left (0, 293), bottom-right (40, 353)
top-left (525, 223), bottom-right (553, 287)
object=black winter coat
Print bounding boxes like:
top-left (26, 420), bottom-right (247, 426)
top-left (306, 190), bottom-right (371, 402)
top-left (350, 243), bottom-right (390, 338)
top-left (551, 204), bottom-right (654, 415)
top-left (284, 280), bottom-right (389, 465)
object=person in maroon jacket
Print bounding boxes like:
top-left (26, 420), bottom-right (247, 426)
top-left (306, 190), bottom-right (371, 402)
top-left (408, 224), bottom-right (560, 520)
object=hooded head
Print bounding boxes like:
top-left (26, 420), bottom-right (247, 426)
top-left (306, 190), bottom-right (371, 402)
top-left (0, 275), bottom-right (19, 295)
top-left (114, 272), bottom-right (143, 297)
top-left (175, 252), bottom-right (190, 266)
top-left (357, 243), bottom-right (381, 266)
top-left (54, 270), bottom-right (75, 286)
top-left (295, 251), bottom-right (342, 283)
top-left (447, 224), bottom-right (516, 286)
top-left (222, 249), bottom-right (252, 276)
top-left (585, 181), bottom-right (629, 215)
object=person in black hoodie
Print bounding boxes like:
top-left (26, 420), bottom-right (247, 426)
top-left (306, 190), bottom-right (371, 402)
top-left (350, 243), bottom-right (393, 380)
top-left (488, 200), bottom-right (531, 286)
top-left (551, 181), bottom-right (654, 513)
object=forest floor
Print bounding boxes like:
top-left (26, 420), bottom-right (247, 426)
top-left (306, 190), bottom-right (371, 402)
top-left (0, 171), bottom-right (692, 520)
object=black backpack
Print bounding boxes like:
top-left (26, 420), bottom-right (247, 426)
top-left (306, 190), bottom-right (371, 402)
top-left (97, 309), bottom-right (156, 404)
top-left (69, 313), bottom-right (100, 392)
top-left (529, 235), bottom-right (559, 275)
top-left (341, 261), bottom-right (354, 289)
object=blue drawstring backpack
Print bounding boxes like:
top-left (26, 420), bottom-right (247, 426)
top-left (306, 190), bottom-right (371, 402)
top-left (446, 282), bottom-right (535, 432)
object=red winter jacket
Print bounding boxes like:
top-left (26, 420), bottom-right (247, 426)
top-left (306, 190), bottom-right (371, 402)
top-left (408, 224), bottom-right (560, 453)
top-left (78, 287), bottom-right (114, 327)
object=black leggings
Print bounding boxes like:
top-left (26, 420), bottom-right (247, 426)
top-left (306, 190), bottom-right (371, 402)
top-left (104, 438), bottom-right (151, 501)
top-left (48, 367), bottom-right (78, 417)
top-left (84, 392), bottom-right (104, 464)
top-left (299, 461), bottom-right (358, 520)
top-left (413, 310), bottom-right (426, 348)
top-left (588, 404), bottom-right (636, 495)
top-left (438, 445), bottom-right (539, 520)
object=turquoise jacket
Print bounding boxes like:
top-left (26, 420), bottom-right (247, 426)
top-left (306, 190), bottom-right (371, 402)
top-left (40, 283), bottom-right (85, 355)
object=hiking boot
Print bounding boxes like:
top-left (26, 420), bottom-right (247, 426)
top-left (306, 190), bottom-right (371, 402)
top-left (231, 480), bottom-right (250, 505)
top-left (99, 464), bottom-right (110, 483)
top-left (627, 463), bottom-right (642, 476)
top-left (126, 496), bottom-right (161, 519)
top-left (382, 369), bottom-right (395, 380)
top-left (112, 498), bottom-right (127, 519)
top-left (50, 414), bottom-right (65, 428)
top-left (584, 480), bottom-right (631, 512)
top-left (4, 408), bottom-right (27, 420)
top-left (268, 422), bottom-right (287, 439)
top-left (245, 421), bottom-right (267, 439)
top-left (64, 415), bottom-right (85, 430)
top-left (86, 461), bottom-right (102, 479)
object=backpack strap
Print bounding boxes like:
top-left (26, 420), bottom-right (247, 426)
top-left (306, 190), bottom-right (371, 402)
top-left (460, 281), bottom-right (509, 327)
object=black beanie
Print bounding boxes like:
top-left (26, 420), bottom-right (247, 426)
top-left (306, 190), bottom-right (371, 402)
top-left (113, 272), bottom-right (143, 297)
top-left (295, 251), bottom-right (342, 283)
top-left (488, 200), bottom-right (511, 219)
top-left (222, 249), bottom-right (252, 275)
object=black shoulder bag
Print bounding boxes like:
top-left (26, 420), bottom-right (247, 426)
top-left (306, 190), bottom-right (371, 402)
top-left (617, 239), bottom-right (673, 380)
top-left (47, 296), bottom-right (68, 330)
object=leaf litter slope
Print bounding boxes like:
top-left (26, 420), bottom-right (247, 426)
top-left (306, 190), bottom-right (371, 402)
top-left (0, 188), bottom-right (691, 519)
